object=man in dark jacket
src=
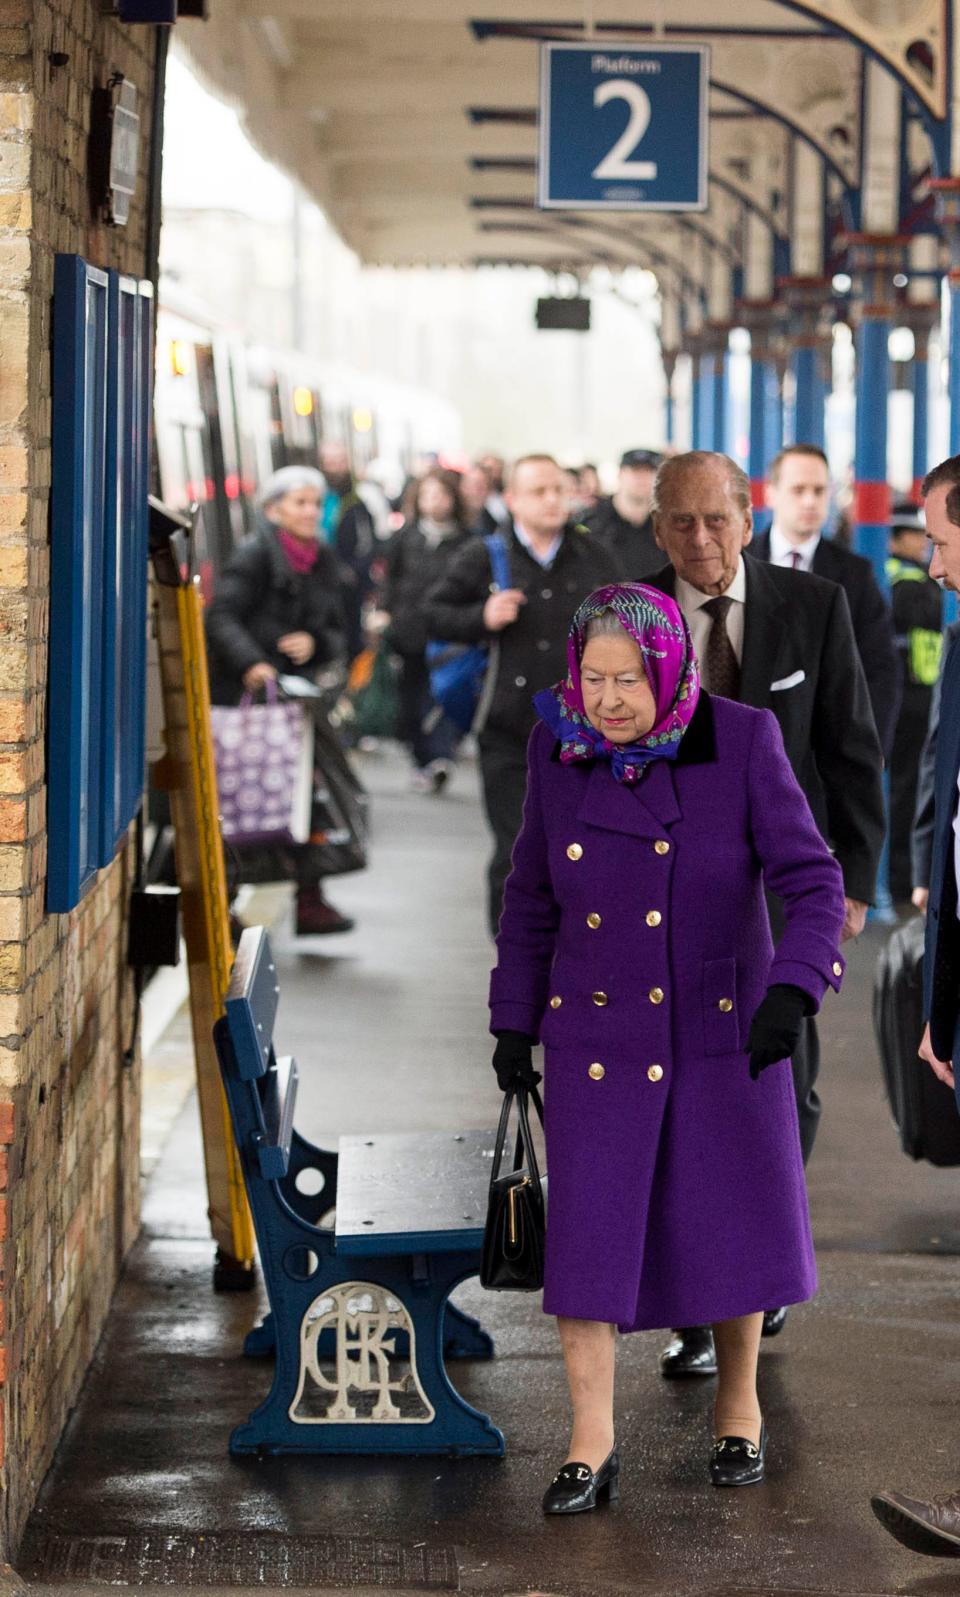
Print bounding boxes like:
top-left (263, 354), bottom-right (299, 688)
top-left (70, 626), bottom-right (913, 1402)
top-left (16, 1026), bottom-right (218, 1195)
top-left (872, 455), bottom-right (960, 1556)
top-left (647, 449), bottom-right (885, 1375)
top-left (749, 444), bottom-right (900, 758)
top-left (424, 454), bottom-right (621, 933)
top-left (582, 447), bottom-right (663, 578)
top-left (885, 501), bottom-right (944, 899)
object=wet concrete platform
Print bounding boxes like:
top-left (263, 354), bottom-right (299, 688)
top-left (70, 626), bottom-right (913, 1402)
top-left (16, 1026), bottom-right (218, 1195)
top-left (18, 748), bottom-right (960, 1596)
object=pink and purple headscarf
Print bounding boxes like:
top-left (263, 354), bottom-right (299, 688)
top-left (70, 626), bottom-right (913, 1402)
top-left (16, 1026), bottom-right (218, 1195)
top-left (532, 583), bottom-right (701, 783)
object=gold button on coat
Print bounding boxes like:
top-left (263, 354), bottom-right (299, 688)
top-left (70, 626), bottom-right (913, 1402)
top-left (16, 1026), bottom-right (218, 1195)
top-left (718, 997), bottom-right (733, 1013)
top-left (592, 991), bottom-right (608, 1007)
top-left (654, 840), bottom-right (670, 855)
top-left (588, 1062), bottom-right (605, 1081)
top-left (832, 961), bottom-right (843, 977)
top-left (647, 1064), bottom-right (664, 1083)
top-left (649, 987), bottom-right (664, 1005)
top-left (646, 910), bottom-right (662, 927)
top-left (549, 995), bottom-right (562, 1009)
top-left (586, 912), bottom-right (602, 929)
top-left (566, 843), bottom-right (583, 861)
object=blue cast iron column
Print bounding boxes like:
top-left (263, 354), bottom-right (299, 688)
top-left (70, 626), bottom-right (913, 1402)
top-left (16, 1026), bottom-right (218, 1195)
top-left (689, 338), bottom-right (703, 450)
top-left (850, 235), bottom-right (907, 925)
top-left (900, 305), bottom-right (936, 500)
top-left (663, 349), bottom-right (677, 447)
top-left (696, 341), bottom-right (715, 451)
top-left (706, 326), bottom-right (730, 453)
top-left (780, 278), bottom-right (830, 448)
top-left (741, 303), bottom-right (778, 512)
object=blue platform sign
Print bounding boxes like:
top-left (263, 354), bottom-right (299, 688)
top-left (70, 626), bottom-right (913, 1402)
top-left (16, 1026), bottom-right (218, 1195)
top-left (538, 42), bottom-right (709, 211)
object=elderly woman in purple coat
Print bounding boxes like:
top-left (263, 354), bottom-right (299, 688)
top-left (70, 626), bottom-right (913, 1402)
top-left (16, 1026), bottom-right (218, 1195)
top-left (489, 583), bottom-right (846, 1514)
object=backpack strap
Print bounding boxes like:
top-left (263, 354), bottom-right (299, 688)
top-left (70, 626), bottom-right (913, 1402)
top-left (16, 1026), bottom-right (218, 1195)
top-left (484, 533), bottom-right (512, 591)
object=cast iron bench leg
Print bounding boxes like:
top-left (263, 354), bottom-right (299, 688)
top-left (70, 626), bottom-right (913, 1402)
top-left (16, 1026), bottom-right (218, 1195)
top-left (230, 1253), bottom-right (503, 1457)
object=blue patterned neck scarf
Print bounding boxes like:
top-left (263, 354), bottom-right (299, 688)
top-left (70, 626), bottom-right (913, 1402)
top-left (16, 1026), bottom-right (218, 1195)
top-left (533, 583), bottom-right (700, 783)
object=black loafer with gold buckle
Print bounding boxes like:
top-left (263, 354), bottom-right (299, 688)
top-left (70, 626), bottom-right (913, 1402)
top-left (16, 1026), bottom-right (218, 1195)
top-left (710, 1426), bottom-right (767, 1487)
top-left (542, 1448), bottom-right (620, 1514)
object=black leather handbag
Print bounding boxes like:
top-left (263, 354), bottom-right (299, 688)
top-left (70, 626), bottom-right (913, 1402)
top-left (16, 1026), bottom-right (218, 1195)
top-left (480, 1083), bottom-right (547, 1292)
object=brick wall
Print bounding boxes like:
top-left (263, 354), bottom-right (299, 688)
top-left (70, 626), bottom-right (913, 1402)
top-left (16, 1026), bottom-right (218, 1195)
top-left (0, 0), bottom-right (160, 1555)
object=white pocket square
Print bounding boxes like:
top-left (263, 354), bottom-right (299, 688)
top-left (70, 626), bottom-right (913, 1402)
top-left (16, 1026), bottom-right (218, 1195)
top-left (770, 670), bottom-right (806, 692)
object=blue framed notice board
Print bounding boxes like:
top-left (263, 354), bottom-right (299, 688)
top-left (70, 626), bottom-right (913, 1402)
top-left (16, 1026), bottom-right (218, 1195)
top-left (48, 254), bottom-right (154, 913)
top-left (538, 42), bottom-right (709, 211)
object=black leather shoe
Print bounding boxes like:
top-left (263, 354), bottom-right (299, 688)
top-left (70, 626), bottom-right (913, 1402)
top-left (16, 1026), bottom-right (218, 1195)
top-left (710, 1426), bottom-right (767, 1488)
top-left (659, 1326), bottom-right (717, 1378)
top-left (542, 1449), bottom-right (620, 1515)
top-left (762, 1305), bottom-right (788, 1338)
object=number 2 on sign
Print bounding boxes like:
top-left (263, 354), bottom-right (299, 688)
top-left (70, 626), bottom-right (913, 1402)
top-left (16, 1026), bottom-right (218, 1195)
top-left (592, 79), bottom-right (657, 181)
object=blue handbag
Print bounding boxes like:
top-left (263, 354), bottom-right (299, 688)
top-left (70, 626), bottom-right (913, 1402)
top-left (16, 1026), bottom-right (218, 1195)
top-left (426, 535), bottom-right (512, 732)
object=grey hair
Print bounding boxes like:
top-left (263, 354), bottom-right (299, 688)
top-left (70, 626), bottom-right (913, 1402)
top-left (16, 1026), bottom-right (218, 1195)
top-left (651, 451), bottom-right (751, 515)
top-left (257, 465), bottom-right (327, 509)
top-left (582, 609), bottom-right (629, 642)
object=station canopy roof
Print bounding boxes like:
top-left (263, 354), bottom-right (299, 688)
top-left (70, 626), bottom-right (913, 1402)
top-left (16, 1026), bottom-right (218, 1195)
top-left (177, 1), bottom-right (935, 276)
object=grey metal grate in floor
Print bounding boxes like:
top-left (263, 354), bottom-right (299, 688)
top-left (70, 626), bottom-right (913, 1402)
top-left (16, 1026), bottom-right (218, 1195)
top-left (20, 1530), bottom-right (460, 1589)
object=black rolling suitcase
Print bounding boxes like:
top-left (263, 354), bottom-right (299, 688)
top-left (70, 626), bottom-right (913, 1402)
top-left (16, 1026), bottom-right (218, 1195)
top-left (873, 915), bottom-right (960, 1166)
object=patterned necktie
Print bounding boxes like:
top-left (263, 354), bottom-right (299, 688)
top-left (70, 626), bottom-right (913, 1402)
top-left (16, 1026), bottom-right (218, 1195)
top-left (703, 595), bottom-right (741, 700)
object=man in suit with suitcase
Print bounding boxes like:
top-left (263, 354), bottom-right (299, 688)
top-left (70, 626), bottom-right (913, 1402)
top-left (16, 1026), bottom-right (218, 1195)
top-left (873, 454), bottom-right (960, 1556)
top-left (642, 450), bottom-right (885, 1377)
top-left (749, 445), bottom-right (900, 759)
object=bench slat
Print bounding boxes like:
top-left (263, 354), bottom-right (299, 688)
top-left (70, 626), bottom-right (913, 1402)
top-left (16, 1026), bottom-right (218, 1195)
top-left (335, 1130), bottom-right (495, 1256)
top-left (226, 928), bottom-right (280, 1081)
top-left (257, 1056), bottom-right (298, 1180)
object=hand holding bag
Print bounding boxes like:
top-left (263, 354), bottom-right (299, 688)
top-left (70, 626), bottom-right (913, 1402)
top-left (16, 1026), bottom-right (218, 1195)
top-left (480, 1082), bottom-right (546, 1292)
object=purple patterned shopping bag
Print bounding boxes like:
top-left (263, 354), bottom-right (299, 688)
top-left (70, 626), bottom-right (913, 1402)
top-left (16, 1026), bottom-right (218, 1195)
top-left (211, 691), bottom-right (314, 847)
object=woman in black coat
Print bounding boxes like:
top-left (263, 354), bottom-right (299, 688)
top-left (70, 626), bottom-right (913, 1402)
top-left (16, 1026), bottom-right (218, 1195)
top-left (205, 466), bottom-right (355, 936)
top-left (381, 468), bottom-right (474, 792)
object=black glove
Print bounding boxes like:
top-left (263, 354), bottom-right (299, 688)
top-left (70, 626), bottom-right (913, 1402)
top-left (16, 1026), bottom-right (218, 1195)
top-left (491, 1030), bottom-right (541, 1093)
top-left (746, 984), bottom-right (812, 1081)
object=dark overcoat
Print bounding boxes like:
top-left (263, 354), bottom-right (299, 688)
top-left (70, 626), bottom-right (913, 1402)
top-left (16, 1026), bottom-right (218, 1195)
top-left (922, 630), bottom-right (960, 1072)
top-left (489, 694), bottom-right (846, 1331)
top-left (646, 560), bottom-right (884, 906)
top-left (204, 527), bottom-right (345, 707)
top-left (748, 530), bottom-right (900, 760)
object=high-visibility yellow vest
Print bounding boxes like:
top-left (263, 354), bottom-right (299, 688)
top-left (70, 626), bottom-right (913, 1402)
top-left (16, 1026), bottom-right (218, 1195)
top-left (886, 557), bottom-right (943, 687)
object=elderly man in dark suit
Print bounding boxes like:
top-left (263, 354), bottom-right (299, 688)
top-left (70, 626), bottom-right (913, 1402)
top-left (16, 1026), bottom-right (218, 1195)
top-left (749, 445), bottom-right (900, 759)
top-left (638, 449), bottom-right (885, 1377)
top-left (872, 454), bottom-right (960, 1557)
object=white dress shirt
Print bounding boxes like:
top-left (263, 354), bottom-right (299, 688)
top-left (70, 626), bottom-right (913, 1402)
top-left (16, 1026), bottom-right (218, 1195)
top-left (513, 519), bottom-right (563, 570)
top-left (674, 557), bottom-right (747, 691)
top-left (769, 523), bottom-right (821, 572)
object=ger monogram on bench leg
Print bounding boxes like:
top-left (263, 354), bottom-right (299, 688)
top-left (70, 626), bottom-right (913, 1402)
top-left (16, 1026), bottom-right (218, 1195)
top-left (214, 926), bottom-right (505, 1458)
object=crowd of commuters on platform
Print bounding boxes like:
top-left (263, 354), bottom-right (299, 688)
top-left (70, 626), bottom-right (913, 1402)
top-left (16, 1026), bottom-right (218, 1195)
top-left (201, 431), bottom-right (960, 1545)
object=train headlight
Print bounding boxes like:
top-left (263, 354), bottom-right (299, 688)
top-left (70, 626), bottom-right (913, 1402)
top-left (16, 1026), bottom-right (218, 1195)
top-left (293, 386), bottom-right (314, 417)
top-left (352, 406), bottom-right (373, 433)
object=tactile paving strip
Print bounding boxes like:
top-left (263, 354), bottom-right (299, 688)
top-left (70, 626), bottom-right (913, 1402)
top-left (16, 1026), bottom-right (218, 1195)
top-left (21, 1529), bottom-right (460, 1589)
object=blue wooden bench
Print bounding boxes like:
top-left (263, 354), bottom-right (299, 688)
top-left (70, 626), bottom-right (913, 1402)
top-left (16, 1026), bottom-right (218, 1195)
top-left (213, 926), bottom-right (504, 1457)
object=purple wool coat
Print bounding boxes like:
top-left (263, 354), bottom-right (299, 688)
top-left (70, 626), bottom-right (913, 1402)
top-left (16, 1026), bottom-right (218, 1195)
top-left (489, 693), bottom-right (846, 1332)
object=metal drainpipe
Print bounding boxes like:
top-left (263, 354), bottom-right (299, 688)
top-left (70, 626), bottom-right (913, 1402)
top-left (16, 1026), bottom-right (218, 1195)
top-left (144, 24), bottom-right (170, 291)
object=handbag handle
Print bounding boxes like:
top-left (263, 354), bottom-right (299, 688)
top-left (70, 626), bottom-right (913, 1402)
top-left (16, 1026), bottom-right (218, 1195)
top-left (491, 1080), bottom-right (544, 1191)
top-left (239, 677), bottom-right (279, 709)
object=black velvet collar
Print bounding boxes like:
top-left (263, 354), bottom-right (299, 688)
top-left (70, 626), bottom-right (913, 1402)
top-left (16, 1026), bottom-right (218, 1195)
top-left (549, 690), bottom-right (716, 767)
